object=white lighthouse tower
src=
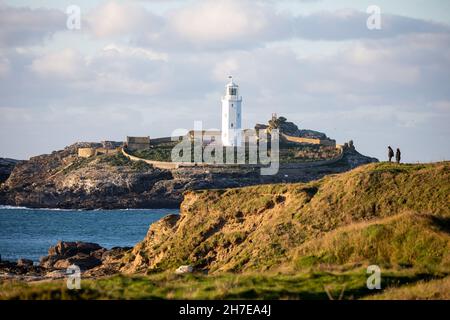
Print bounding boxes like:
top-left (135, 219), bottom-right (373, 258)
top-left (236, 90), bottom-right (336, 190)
top-left (221, 76), bottom-right (242, 147)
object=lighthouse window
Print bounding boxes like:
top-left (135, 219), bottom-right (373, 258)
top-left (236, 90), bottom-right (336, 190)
top-left (231, 123), bottom-right (234, 128)
top-left (229, 88), bottom-right (237, 96)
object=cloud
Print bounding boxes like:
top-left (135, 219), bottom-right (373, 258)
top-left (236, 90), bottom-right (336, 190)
top-left (2, 1), bottom-right (449, 52)
top-left (81, 1), bottom-right (450, 51)
top-left (166, 0), bottom-right (289, 48)
top-left (31, 48), bottom-right (87, 80)
top-left (292, 9), bottom-right (450, 41)
top-left (86, 1), bottom-right (163, 38)
top-left (0, 4), bottom-right (65, 47)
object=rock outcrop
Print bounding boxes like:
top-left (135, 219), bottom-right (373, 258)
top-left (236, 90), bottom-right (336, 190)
top-left (0, 241), bottom-right (132, 280)
top-left (261, 116), bottom-right (328, 139)
top-left (40, 241), bottom-right (105, 270)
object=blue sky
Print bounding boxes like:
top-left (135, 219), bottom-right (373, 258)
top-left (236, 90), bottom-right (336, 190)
top-left (0, 0), bottom-right (449, 162)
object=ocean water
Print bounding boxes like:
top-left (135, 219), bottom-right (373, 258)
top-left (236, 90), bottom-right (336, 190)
top-left (0, 206), bottom-right (178, 263)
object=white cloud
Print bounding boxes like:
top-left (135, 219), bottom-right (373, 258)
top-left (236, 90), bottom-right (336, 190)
top-left (30, 48), bottom-right (87, 80)
top-left (0, 4), bottom-right (65, 47)
top-left (86, 1), bottom-right (163, 38)
top-left (168, 0), bottom-right (286, 46)
top-left (101, 44), bottom-right (168, 62)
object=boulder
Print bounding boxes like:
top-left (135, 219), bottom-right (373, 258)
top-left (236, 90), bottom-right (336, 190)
top-left (175, 265), bottom-right (193, 274)
top-left (47, 241), bottom-right (102, 257)
top-left (53, 253), bottom-right (102, 270)
top-left (17, 258), bottom-right (33, 267)
top-left (40, 241), bottom-right (105, 270)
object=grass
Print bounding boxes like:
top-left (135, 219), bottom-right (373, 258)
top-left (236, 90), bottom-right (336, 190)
top-left (121, 162), bottom-right (450, 275)
top-left (364, 275), bottom-right (450, 300)
top-left (293, 212), bottom-right (450, 272)
top-left (279, 145), bottom-right (340, 163)
top-left (1, 268), bottom-right (445, 300)
top-left (60, 153), bottom-right (153, 174)
top-left (128, 141), bottom-right (342, 164)
top-left (61, 157), bottom-right (96, 174)
top-left (132, 142), bottom-right (177, 162)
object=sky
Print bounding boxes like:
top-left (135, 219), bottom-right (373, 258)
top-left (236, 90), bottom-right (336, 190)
top-left (0, 0), bottom-right (449, 163)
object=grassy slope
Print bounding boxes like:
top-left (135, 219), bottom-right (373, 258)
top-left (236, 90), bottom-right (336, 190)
top-left (1, 162), bottom-right (449, 300)
top-left (122, 162), bottom-right (449, 274)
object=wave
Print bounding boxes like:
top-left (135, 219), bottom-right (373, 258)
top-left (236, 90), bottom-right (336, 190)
top-left (0, 205), bottom-right (33, 210)
top-left (0, 205), bottom-right (178, 212)
top-left (0, 205), bottom-right (83, 211)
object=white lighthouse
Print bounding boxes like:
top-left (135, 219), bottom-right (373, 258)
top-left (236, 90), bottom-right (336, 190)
top-left (221, 76), bottom-right (242, 147)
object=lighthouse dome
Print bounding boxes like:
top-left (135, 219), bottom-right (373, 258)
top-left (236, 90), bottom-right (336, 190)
top-left (226, 76), bottom-right (238, 87)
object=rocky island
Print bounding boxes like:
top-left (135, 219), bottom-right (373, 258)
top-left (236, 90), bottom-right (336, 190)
top-left (0, 117), bottom-right (377, 209)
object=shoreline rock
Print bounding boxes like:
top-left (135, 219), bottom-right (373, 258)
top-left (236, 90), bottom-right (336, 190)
top-left (0, 241), bottom-right (131, 281)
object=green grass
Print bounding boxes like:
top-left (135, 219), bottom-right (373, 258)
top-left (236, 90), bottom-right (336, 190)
top-left (132, 143), bottom-right (177, 162)
top-left (293, 213), bottom-right (450, 272)
top-left (99, 153), bottom-right (152, 171)
top-left (61, 157), bottom-right (96, 174)
top-left (60, 153), bottom-right (152, 174)
top-left (1, 269), bottom-right (445, 300)
top-left (128, 141), bottom-right (341, 164)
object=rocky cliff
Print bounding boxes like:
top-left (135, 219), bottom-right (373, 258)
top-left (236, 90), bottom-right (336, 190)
top-left (0, 141), bottom-right (377, 209)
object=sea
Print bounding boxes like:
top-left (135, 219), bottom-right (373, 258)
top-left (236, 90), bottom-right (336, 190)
top-left (0, 206), bottom-right (177, 263)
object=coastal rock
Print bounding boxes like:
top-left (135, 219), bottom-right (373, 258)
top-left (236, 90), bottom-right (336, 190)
top-left (40, 241), bottom-right (104, 270)
top-left (17, 258), bottom-right (33, 267)
top-left (53, 253), bottom-right (102, 270)
top-left (0, 260), bottom-right (44, 277)
top-left (0, 242), bottom-right (132, 280)
top-left (48, 241), bottom-right (103, 256)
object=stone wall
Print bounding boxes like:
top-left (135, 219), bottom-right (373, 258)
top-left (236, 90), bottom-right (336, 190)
top-left (78, 148), bottom-right (96, 158)
top-left (78, 147), bottom-right (119, 158)
top-left (281, 133), bottom-right (336, 147)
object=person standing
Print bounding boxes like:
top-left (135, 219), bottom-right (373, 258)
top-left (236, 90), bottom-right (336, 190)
top-left (388, 146), bottom-right (394, 162)
top-left (396, 148), bottom-right (401, 164)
